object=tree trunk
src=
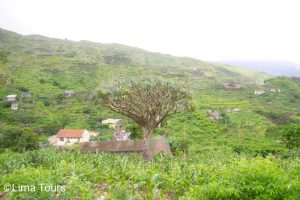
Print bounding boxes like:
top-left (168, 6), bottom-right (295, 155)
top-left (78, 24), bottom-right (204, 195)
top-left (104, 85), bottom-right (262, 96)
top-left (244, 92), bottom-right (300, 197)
top-left (142, 128), bottom-right (153, 161)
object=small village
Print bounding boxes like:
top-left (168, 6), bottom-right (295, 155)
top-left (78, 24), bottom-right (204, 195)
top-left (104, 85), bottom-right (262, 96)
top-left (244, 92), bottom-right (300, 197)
top-left (2, 85), bottom-right (282, 138)
top-left (47, 118), bottom-right (131, 147)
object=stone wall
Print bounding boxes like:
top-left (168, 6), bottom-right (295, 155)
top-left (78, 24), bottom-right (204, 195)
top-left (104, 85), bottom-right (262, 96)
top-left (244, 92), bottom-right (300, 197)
top-left (80, 140), bottom-right (145, 153)
top-left (80, 138), bottom-right (172, 156)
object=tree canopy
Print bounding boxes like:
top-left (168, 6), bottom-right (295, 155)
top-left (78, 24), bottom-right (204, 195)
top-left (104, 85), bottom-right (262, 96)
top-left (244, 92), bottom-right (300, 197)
top-left (98, 76), bottom-right (190, 159)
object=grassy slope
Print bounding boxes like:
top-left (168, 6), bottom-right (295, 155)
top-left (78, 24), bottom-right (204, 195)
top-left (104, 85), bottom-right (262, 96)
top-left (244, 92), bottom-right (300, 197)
top-left (0, 27), bottom-right (299, 154)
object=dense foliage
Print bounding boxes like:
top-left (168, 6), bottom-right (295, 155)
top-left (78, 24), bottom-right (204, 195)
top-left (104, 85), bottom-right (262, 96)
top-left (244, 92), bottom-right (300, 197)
top-left (0, 126), bottom-right (39, 153)
top-left (281, 124), bottom-right (300, 149)
top-left (0, 149), bottom-right (299, 199)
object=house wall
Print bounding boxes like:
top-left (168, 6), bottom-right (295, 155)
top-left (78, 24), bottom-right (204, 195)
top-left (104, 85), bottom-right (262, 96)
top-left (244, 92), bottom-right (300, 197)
top-left (11, 106), bottom-right (18, 110)
top-left (82, 130), bottom-right (90, 142)
top-left (5, 97), bottom-right (17, 102)
top-left (80, 138), bottom-right (173, 157)
top-left (56, 130), bottom-right (90, 146)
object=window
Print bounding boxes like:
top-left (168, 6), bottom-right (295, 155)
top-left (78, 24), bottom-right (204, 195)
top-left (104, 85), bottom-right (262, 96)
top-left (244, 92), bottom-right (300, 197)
top-left (60, 138), bottom-right (64, 141)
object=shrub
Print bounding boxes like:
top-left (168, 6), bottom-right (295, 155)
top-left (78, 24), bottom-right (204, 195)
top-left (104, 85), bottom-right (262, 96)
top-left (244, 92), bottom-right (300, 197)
top-left (0, 126), bottom-right (39, 152)
top-left (18, 86), bottom-right (29, 92)
top-left (180, 157), bottom-right (300, 199)
top-left (281, 124), bottom-right (300, 149)
top-left (39, 79), bottom-right (46, 84)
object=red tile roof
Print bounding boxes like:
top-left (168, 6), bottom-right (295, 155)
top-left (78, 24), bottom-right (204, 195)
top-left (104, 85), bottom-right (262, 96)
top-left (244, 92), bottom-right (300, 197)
top-left (57, 129), bottom-right (85, 138)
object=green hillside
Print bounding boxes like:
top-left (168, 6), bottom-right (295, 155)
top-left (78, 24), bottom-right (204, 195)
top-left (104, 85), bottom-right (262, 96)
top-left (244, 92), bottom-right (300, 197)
top-left (1, 27), bottom-right (299, 146)
top-left (0, 28), bottom-right (300, 199)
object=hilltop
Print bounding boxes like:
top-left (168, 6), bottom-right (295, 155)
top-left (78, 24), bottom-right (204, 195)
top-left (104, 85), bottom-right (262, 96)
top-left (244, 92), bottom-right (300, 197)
top-left (0, 28), bottom-right (269, 84)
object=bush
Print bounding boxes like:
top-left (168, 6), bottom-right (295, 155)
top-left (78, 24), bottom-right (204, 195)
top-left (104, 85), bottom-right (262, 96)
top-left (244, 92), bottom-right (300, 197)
top-left (1, 102), bottom-right (11, 108)
top-left (39, 79), bottom-right (46, 84)
top-left (52, 80), bottom-right (60, 87)
top-left (281, 124), bottom-right (300, 149)
top-left (0, 126), bottom-right (39, 152)
top-left (43, 99), bottom-right (51, 106)
top-left (82, 107), bottom-right (91, 114)
top-left (18, 86), bottom-right (29, 92)
top-left (180, 157), bottom-right (300, 199)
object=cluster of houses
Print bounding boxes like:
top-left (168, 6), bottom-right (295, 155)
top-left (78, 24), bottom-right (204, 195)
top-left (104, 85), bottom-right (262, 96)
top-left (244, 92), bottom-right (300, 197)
top-left (4, 94), bottom-right (19, 110)
top-left (222, 81), bottom-right (282, 97)
top-left (48, 118), bottom-right (131, 146)
top-left (3, 90), bottom-right (75, 111)
top-left (254, 88), bottom-right (281, 96)
top-left (207, 108), bottom-right (241, 121)
top-left (4, 92), bottom-right (32, 110)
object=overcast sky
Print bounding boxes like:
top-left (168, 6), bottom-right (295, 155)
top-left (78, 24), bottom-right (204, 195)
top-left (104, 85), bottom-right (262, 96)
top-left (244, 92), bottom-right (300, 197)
top-left (0, 0), bottom-right (300, 63)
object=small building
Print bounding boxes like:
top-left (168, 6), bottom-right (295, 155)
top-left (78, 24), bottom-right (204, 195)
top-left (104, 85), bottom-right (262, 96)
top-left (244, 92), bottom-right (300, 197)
top-left (4, 94), bottom-right (17, 102)
top-left (64, 90), bottom-right (74, 98)
top-left (232, 108), bottom-right (241, 112)
top-left (269, 88), bottom-right (281, 93)
top-left (102, 118), bottom-right (121, 129)
top-left (225, 108), bottom-right (241, 113)
top-left (11, 103), bottom-right (18, 110)
top-left (56, 129), bottom-right (90, 146)
top-left (254, 90), bottom-right (265, 95)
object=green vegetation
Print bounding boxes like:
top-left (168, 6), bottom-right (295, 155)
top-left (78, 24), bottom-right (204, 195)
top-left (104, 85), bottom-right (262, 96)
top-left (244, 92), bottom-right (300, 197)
top-left (0, 126), bottom-right (39, 153)
top-left (0, 149), bottom-right (300, 199)
top-left (281, 124), bottom-right (300, 150)
top-left (0, 28), bottom-right (300, 199)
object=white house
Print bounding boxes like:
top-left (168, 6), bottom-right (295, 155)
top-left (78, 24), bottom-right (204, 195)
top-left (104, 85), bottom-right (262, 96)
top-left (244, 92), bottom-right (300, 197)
top-left (56, 129), bottom-right (90, 146)
top-left (102, 118), bottom-right (121, 129)
top-left (11, 103), bottom-right (18, 110)
top-left (254, 90), bottom-right (265, 95)
top-left (269, 88), bottom-right (281, 93)
top-left (5, 94), bottom-right (17, 102)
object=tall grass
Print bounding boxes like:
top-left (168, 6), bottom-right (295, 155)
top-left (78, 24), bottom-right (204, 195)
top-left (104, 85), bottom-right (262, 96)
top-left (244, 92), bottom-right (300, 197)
top-left (0, 148), bottom-right (299, 199)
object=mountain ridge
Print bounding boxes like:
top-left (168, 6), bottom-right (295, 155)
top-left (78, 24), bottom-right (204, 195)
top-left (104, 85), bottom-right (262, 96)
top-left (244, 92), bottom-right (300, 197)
top-left (218, 60), bottom-right (300, 77)
top-left (0, 27), bottom-right (270, 84)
